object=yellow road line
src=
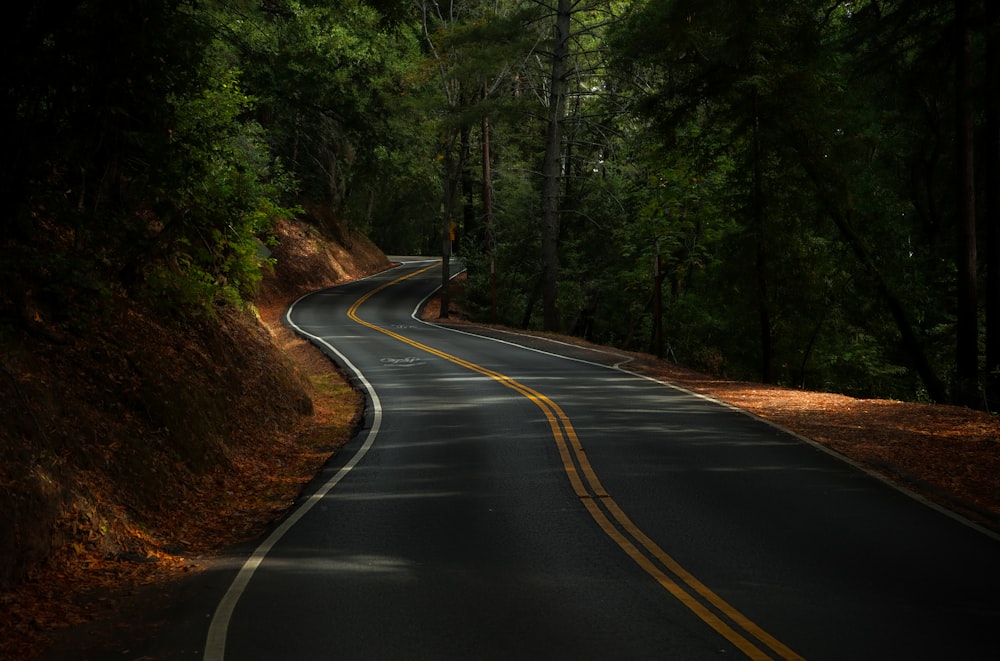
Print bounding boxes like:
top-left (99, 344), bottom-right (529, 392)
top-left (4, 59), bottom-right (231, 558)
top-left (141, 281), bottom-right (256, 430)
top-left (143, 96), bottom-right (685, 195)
top-left (348, 262), bottom-right (803, 661)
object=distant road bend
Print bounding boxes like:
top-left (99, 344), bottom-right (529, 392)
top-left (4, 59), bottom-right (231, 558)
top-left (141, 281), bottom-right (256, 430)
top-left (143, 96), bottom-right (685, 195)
top-left (204, 258), bottom-right (999, 660)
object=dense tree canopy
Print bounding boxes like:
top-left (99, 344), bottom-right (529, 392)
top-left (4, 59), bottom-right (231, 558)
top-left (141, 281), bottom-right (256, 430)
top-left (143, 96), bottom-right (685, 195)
top-left (3, 0), bottom-right (998, 408)
top-left (2, 0), bottom-right (413, 316)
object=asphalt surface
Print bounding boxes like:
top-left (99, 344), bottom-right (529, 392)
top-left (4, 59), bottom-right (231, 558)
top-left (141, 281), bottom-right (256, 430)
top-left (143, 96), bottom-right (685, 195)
top-left (83, 258), bottom-right (1000, 660)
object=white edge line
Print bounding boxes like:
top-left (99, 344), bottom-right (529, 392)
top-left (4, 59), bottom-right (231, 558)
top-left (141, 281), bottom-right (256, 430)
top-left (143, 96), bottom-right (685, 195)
top-left (412, 271), bottom-right (1000, 544)
top-left (203, 278), bottom-right (391, 661)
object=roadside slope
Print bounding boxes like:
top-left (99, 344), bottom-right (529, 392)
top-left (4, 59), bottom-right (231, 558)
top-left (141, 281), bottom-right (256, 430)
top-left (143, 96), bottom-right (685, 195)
top-left (0, 214), bottom-right (389, 660)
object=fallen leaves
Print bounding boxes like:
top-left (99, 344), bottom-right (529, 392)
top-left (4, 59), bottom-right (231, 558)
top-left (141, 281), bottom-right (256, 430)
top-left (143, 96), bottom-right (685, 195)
top-left (0, 219), bottom-right (387, 660)
top-left (616, 357), bottom-right (1000, 533)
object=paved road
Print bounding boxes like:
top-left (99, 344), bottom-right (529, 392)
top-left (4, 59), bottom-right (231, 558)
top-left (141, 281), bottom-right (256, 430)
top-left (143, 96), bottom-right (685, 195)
top-left (131, 258), bottom-right (1000, 660)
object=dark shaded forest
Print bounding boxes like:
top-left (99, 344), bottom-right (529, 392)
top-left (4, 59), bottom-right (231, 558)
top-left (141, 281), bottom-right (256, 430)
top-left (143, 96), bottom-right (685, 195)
top-left (1, 0), bottom-right (405, 602)
top-left (1, 2), bottom-right (999, 655)
top-left (4, 1), bottom-right (1000, 411)
top-left (2, 0), bottom-right (999, 579)
top-left (415, 0), bottom-right (1000, 410)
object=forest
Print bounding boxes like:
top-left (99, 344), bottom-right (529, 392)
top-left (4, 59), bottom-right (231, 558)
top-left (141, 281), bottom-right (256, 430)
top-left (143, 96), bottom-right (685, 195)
top-left (4, 0), bottom-right (999, 409)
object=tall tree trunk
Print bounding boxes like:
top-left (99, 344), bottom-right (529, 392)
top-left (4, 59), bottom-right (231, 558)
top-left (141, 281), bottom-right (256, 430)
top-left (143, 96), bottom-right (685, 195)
top-left (482, 110), bottom-right (497, 323)
top-left (540, 0), bottom-right (571, 332)
top-left (984, 4), bottom-right (1000, 410)
top-left (955, 0), bottom-right (979, 406)
top-left (751, 88), bottom-right (773, 383)
top-left (651, 247), bottom-right (666, 358)
top-left (439, 135), bottom-right (458, 318)
top-left (481, 109), bottom-right (494, 241)
top-left (460, 123), bottom-right (474, 257)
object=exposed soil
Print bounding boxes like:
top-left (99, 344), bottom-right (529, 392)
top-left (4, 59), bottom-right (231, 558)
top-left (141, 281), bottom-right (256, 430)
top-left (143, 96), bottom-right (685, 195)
top-left (0, 215), bottom-right (389, 660)
top-left (3, 245), bottom-right (997, 660)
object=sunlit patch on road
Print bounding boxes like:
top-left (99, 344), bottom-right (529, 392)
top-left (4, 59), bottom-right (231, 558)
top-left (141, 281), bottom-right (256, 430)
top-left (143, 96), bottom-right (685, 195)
top-left (263, 553), bottom-right (417, 576)
top-left (380, 356), bottom-right (424, 367)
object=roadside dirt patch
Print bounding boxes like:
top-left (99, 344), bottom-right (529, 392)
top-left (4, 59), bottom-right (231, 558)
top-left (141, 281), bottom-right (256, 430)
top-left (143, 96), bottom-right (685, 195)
top-left (0, 215), bottom-right (389, 660)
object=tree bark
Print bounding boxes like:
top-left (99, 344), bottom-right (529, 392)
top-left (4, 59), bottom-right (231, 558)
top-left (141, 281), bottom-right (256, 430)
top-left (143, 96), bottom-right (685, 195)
top-left (954, 0), bottom-right (979, 405)
top-left (460, 123), bottom-right (474, 256)
top-left (482, 110), bottom-right (497, 323)
top-left (439, 135), bottom-right (458, 318)
top-left (482, 113), bottom-right (494, 240)
top-left (540, 0), bottom-right (571, 332)
top-left (651, 250), bottom-right (666, 358)
top-left (751, 88), bottom-right (774, 383)
top-left (984, 3), bottom-right (1000, 410)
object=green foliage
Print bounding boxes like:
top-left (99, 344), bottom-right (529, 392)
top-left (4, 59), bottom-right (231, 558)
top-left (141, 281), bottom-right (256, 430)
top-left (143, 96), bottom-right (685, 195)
top-left (596, 0), bottom-right (994, 402)
top-left (6, 0), bottom-right (993, 404)
top-left (2, 0), bottom-right (408, 318)
top-left (230, 0), bottom-right (423, 209)
top-left (137, 33), bottom-right (300, 311)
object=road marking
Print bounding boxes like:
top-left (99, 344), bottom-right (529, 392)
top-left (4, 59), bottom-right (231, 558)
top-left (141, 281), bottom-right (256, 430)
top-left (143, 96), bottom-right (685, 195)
top-left (348, 262), bottom-right (804, 661)
top-left (202, 268), bottom-right (400, 661)
top-left (380, 356), bottom-right (425, 367)
top-left (204, 260), bottom-right (803, 660)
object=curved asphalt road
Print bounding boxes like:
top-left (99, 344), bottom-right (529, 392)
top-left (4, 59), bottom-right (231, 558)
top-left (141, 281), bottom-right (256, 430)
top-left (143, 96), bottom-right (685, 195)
top-left (201, 258), bottom-right (998, 660)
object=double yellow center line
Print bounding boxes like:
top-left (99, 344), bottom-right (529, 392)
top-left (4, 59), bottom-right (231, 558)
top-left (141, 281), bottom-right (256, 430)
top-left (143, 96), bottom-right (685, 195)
top-left (350, 263), bottom-right (803, 661)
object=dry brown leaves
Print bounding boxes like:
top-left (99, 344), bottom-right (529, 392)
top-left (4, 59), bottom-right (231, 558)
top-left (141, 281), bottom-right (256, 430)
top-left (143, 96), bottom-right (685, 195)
top-left (1, 304), bottom-right (362, 661)
top-left (630, 365), bottom-right (1000, 528)
top-left (0, 221), bottom-right (386, 661)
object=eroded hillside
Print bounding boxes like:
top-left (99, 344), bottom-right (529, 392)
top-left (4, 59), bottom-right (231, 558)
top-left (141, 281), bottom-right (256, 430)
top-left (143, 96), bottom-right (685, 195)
top-left (0, 214), bottom-right (388, 660)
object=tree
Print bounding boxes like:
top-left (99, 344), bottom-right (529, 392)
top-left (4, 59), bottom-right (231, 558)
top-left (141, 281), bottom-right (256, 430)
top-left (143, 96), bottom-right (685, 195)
top-left (843, 0), bottom-right (997, 405)
top-left (954, 0), bottom-right (978, 405)
top-left (414, 0), bottom-right (511, 315)
top-left (985, 1), bottom-right (1000, 409)
top-left (0, 0), bottom-right (288, 315)
top-left (1, 0), bottom-right (419, 319)
top-left (603, 0), bottom-right (1000, 403)
top-left (611, 0), bottom-right (830, 384)
top-left (539, 0), bottom-right (573, 331)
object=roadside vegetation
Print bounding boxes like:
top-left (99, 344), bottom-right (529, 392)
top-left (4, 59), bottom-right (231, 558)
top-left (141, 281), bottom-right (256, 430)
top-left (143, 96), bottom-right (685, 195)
top-left (2, 1), bottom-right (998, 657)
top-left (0, 215), bottom-right (387, 660)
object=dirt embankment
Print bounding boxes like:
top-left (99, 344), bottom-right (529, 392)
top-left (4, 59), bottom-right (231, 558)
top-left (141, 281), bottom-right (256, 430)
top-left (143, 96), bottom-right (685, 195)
top-left (0, 212), bottom-right (389, 660)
